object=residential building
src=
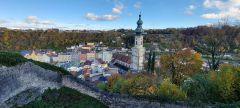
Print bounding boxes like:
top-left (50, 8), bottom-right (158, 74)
top-left (87, 52), bottom-right (96, 60)
top-left (79, 49), bottom-right (89, 62)
top-left (97, 50), bottom-right (113, 63)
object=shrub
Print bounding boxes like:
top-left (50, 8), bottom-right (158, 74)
top-left (182, 65), bottom-right (240, 104)
top-left (22, 87), bottom-right (107, 108)
top-left (120, 79), bottom-right (132, 94)
top-left (215, 65), bottom-right (237, 103)
top-left (120, 75), bottom-right (155, 95)
top-left (182, 73), bottom-right (218, 103)
top-left (97, 82), bottom-right (107, 91)
top-left (158, 78), bottom-right (187, 100)
top-left (112, 79), bottom-right (124, 93)
top-left (107, 73), bottom-right (121, 91)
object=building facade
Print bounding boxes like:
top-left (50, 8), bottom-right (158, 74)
top-left (97, 51), bottom-right (113, 63)
top-left (131, 13), bottom-right (145, 72)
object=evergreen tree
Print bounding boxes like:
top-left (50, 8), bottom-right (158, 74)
top-left (147, 50), bottom-right (152, 72)
top-left (151, 51), bottom-right (156, 73)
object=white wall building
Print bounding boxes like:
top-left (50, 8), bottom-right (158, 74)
top-left (97, 51), bottom-right (113, 63)
top-left (52, 53), bottom-right (71, 63)
top-left (38, 54), bottom-right (51, 63)
top-left (131, 13), bottom-right (145, 72)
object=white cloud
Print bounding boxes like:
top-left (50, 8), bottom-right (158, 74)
top-left (202, 0), bottom-right (240, 20)
top-left (85, 13), bottom-right (119, 21)
top-left (203, 0), bottom-right (225, 9)
top-left (112, 3), bottom-right (124, 14)
top-left (134, 2), bottom-right (142, 9)
top-left (0, 16), bottom-right (118, 30)
top-left (25, 16), bottom-right (54, 25)
top-left (0, 20), bottom-right (8, 24)
top-left (185, 5), bottom-right (196, 15)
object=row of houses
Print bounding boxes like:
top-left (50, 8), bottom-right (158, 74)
top-left (20, 49), bottom-right (116, 64)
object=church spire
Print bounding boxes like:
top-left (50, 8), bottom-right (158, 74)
top-left (135, 12), bottom-right (144, 35)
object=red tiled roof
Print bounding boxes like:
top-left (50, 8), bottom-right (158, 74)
top-left (96, 58), bottom-right (105, 64)
top-left (112, 53), bottom-right (131, 64)
top-left (84, 60), bottom-right (93, 65)
top-left (80, 49), bottom-right (90, 54)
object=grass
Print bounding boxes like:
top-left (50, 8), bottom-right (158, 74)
top-left (0, 52), bottom-right (27, 66)
top-left (19, 87), bottom-right (108, 108)
top-left (29, 60), bottom-right (69, 75)
top-left (0, 51), bottom-right (69, 75)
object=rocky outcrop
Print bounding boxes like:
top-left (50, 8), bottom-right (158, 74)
top-left (0, 62), bottom-right (62, 108)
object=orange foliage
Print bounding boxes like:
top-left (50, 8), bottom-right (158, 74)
top-left (160, 48), bottom-right (203, 85)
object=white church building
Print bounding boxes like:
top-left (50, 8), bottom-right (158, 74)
top-left (131, 13), bottom-right (145, 72)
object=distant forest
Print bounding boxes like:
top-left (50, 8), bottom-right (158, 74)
top-left (0, 26), bottom-right (239, 52)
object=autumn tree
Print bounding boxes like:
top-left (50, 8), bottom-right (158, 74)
top-left (160, 48), bottom-right (203, 85)
top-left (2, 30), bottom-right (11, 50)
top-left (107, 73), bottom-right (122, 92)
top-left (196, 25), bottom-right (230, 70)
top-left (121, 75), bottom-right (156, 95)
top-left (159, 78), bottom-right (187, 100)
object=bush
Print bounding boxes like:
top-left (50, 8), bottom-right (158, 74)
top-left (21, 87), bottom-right (108, 108)
top-left (112, 79), bottom-right (124, 93)
top-left (107, 73), bottom-right (121, 91)
top-left (97, 82), bottom-right (107, 91)
top-left (159, 78), bottom-right (187, 101)
top-left (121, 75), bottom-right (155, 96)
top-left (182, 65), bottom-right (240, 104)
top-left (182, 74), bottom-right (218, 103)
top-left (120, 79), bottom-right (132, 94)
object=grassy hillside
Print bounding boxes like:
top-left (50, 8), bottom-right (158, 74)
top-left (0, 52), bottom-right (27, 66)
top-left (0, 52), bottom-right (69, 75)
top-left (19, 87), bottom-right (108, 108)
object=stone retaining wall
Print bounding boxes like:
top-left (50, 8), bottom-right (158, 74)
top-left (62, 75), bottom-right (193, 108)
top-left (0, 62), bottom-right (62, 108)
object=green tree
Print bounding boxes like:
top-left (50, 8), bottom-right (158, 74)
top-left (147, 50), bottom-right (152, 72)
top-left (151, 51), bottom-right (156, 73)
top-left (112, 79), bottom-right (124, 93)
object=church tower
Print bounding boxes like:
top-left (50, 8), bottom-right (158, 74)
top-left (131, 13), bottom-right (145, 72)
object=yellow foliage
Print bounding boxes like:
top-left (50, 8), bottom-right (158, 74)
top-left (215, 65), bottom-right (236, 101)
top-left (159, 78), bottom-right (187, 100)
top-left (209, 71), bottom-right (217, 80)
top-left (160, 48), bottom-right (203, 85)
top-left (120, 75), bottom-right (155, 96)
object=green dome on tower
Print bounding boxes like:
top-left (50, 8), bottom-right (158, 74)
top-left (135, 13), bottom-right (144, 35)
